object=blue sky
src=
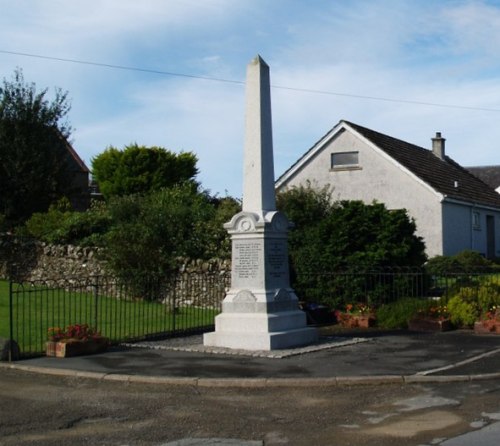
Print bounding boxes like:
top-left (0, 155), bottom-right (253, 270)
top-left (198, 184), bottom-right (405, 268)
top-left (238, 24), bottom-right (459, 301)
top-left (2, 0), bottom-right (500, 198)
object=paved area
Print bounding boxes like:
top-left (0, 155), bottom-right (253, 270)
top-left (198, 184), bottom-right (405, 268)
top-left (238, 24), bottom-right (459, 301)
top-left (3, 329), bottom-right (500, 385)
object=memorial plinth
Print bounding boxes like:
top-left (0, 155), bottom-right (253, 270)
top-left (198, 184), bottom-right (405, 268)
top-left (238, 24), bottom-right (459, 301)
top-left (203, 56), bottom-right (317, 350)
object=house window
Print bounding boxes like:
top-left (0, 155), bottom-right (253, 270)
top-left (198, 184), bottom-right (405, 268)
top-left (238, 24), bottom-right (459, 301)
top-left (331, 151), bottom-right (360, 170)
top-left (472, 211), bottom-right (481, 230)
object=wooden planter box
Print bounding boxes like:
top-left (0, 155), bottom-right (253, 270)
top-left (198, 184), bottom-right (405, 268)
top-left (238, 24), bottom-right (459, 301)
top-left (46, 338), bottom-right (109, 358)
top-left (338, 314), bottom-right (376, 328)
top-left (474, 320), bottom-right (500, 335)
top-left (408, 318), bottom-right (453, 332)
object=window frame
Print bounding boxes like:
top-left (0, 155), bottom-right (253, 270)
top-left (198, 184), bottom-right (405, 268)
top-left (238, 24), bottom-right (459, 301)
top-left (472, 211), bottom-right (481, 230)
top-left (330, 151), bottom-right (361, 171)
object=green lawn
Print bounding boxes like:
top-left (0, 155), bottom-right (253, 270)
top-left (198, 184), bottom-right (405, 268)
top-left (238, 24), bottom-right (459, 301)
top-left (0, 280), bottom-right (219, 356)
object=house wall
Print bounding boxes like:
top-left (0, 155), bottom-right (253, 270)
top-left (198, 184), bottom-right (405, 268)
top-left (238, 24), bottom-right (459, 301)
top-left (442, 202), bottom-right (500, 258)
top-left (278, 129), bottom-right (444, 258)
top-left (441, 203), bottom-right (473, 256)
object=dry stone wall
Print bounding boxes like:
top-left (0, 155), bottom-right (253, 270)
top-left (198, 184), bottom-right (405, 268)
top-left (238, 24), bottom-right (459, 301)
top-left (0, 236), bottom-right (231, 307)
top-left (0, 236), bottom-right (107, 281)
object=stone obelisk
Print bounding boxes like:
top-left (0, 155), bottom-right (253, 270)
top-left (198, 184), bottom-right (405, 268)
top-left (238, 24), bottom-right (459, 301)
top-left (203, 55), bottom-right (318, 350)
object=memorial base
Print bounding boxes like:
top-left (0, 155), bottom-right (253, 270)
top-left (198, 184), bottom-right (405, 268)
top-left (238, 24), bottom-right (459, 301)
top-left (203, 311), bottom-right (318, 350)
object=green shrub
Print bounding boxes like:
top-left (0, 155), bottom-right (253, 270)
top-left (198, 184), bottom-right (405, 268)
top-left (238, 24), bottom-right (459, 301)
top-left (277, 186), bottom-right (426, 306)
top-left (24, 199), bottom-right (110, 246)
top-left (477, 282), bottom-right (500, 314)
top-left (447, 283), bottom-right (500, 327)
top-left (53, 202), bottom-right (111, 246)
top-left (24, 199), bottom-right (72, 243)
top-left (426, 250), bottom-right (497, 275)
top-left (447, 287), bottom-right (479, 327)
top-left (103, 184), bottom-right (216, 282)
top-left (376, 298), bottom-right (431, 329)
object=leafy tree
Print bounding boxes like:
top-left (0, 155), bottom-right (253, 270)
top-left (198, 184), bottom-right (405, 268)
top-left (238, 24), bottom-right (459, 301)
top-left (278, 187), bottom-right (426, 271)
top-left (203, 196), bottom-right (241, 259)
top-left (0, 69), bottom-right (73, 225)
top-left (91, 144), bottom-right (199, 199)
top-left (277, 185), bottom-right (427, 306)
top-left (103, 184), bottom-right (216, 283)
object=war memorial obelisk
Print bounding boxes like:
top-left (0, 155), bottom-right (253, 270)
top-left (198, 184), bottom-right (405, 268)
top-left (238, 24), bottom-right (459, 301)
top-left (203, 56), bottom-right (318, 350)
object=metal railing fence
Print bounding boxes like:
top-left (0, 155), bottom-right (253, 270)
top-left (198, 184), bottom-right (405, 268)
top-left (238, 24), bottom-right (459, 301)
top-left (293, 266), bottom-right (500, 307)
top-left (7, 274), bottom-right (225, 359)
top-left (4, 267), bottom-right (500, 360)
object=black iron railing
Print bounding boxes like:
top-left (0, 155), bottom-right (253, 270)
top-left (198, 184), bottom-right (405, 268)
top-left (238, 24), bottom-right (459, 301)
top-left (6, 274), bottom-right (225, 359)
top-left (4, 267), bottom-right (500, 359)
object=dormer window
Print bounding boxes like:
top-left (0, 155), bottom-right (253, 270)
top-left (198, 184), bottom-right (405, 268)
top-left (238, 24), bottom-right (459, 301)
top-left (331, 151), bottom-right (360, 170)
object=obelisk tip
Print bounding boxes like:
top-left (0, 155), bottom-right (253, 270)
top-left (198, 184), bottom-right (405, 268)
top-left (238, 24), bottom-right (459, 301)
top-left (250, 54), bottom-right (269, 68)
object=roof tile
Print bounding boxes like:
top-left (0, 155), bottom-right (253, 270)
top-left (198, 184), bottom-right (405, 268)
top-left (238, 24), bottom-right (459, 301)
top-left (345, 121), bottom-right (500, 208)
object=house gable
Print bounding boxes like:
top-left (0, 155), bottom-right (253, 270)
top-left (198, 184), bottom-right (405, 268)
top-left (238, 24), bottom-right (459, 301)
top-left (276, 120), bottom-right (500, 258)
top-left (56, 131), bottom-right (90, 211)
top-left (277, 120), bottom-right (500, 209)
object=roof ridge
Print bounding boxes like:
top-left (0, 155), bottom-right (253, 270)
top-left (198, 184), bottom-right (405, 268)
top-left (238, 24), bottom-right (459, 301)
top-left (346, 121), bottom-right (500, 207)
top-left (277, 119), bottom-right (500, 209)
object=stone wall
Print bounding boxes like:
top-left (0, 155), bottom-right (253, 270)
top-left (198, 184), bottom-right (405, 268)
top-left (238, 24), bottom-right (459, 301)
top-left (0, 236), bottom-right (107, 281)
top-left (0, 235), bottom-right (231, 307)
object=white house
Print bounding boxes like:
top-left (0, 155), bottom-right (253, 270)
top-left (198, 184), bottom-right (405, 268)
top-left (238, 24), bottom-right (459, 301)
top-left (276, 120), bottom-right (500, 259)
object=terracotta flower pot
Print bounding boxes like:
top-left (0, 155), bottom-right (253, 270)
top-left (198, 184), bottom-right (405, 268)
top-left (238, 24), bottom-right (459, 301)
top-left (474, 320), bottom-right (500, 335)
top-left (46, 338), bottom-right (109, 358)
top-left (338, 313), bottom-right (376, 328)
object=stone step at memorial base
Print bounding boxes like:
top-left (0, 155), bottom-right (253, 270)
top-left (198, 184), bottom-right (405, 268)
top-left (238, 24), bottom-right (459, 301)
top-left (211, 310), bottom-right (309, 332)
top-left (203, 325), bottom-right (318, 351)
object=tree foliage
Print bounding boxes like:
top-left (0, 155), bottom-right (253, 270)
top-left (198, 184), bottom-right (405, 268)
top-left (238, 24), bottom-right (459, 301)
top-left (277, 185), bottom-right (427, 305)
top-left (425, 250), bottom-right (498, 275)
top-left (0, 69), bottom-right (73, 225)
top-left (203, 196), bottom-right (241, 259)
top-left (24, 198), bottom-right (111, 246)
top-left (102, 184), bottom-right (217, 281)
top-left (278, 185), bottom-right (426, 272)
top-left (91, 144), bottom-right (199, 199)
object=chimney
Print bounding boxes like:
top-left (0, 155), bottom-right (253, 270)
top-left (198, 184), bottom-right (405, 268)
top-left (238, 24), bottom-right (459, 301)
top-left (432, 132), bottom-right (445, 159)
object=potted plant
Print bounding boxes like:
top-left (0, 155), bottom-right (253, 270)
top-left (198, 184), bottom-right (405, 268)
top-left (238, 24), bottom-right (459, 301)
top-left (335, 303), bottom-right (376, 328)
top-left (408, 304), bottom-right (453, 332)
top-left (46, 324), bottom-right (109, 358)
top-left (474, 306), bottom-right (500, 334)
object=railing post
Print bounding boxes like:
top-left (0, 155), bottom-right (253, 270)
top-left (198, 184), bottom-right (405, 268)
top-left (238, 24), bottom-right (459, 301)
top-left (93, 276), bottom-right (99, 331)
top-left (8, 279), bottom-right (13, 362)
top-left (172, 278), bottom-right (177, 334)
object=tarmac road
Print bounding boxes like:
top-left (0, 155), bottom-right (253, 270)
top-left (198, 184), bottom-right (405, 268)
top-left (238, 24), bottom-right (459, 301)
top-left (1, 367), bottom-right (500, 446)
top-left (1, 329), bottom-right (500, 445)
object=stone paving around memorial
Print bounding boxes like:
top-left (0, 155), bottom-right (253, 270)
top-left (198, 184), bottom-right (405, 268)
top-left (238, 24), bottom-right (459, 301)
top-left (123, 334), bottom-right (370, 358)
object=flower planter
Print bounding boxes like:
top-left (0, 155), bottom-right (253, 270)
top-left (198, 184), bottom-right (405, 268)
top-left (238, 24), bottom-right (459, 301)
top-left (338, 314), bottom-right (376, 328)
top-left (474, 320), bottom-right (500, 335)
top-left (46, 338), bottom-right (109, 358)
top-left (408, 318), bottom-right (453, 332)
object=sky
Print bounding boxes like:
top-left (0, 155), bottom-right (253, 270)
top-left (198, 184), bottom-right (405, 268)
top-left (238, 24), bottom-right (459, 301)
top-left (2, 0), bottom-right (500, 199)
